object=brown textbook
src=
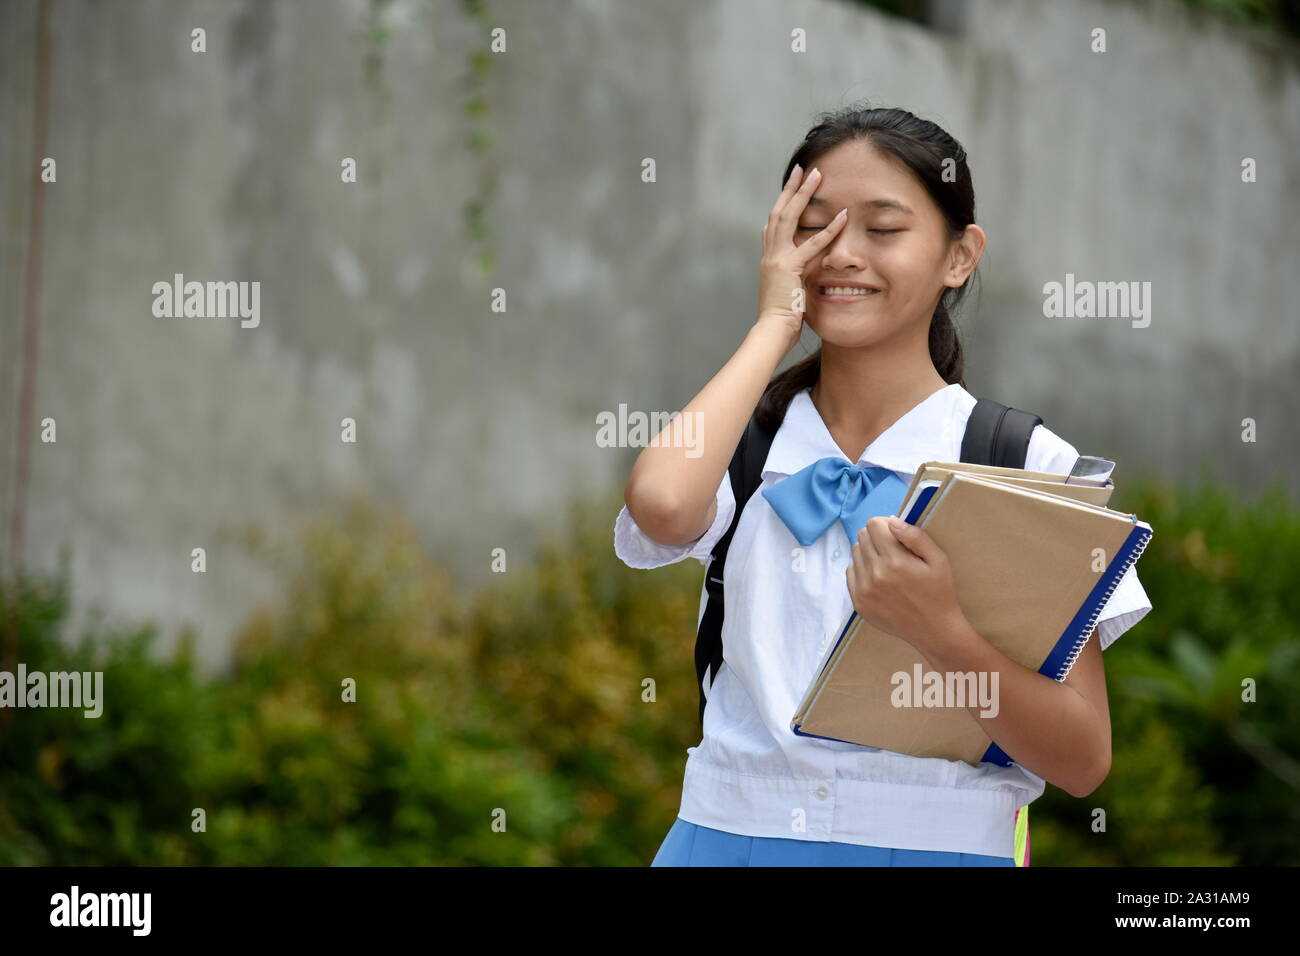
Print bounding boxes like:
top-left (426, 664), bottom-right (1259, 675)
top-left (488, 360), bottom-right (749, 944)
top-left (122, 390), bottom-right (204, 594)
top-left (789, 462), bottom-right (1153, 766)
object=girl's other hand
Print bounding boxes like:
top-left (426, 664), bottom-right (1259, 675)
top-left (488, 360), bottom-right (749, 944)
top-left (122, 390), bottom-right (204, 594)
top-left (756, 164), bottom-right (847, 350)
top-left (847, 515), bottom-right (965, 656)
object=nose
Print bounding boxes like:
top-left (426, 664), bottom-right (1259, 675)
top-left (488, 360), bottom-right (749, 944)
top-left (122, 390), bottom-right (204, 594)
top-left (818, 219), bottom-right (870, 270)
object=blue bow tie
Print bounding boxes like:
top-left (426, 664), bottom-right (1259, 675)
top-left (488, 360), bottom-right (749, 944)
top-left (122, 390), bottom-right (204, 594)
top-left (761, 457), bottom-right (910, 547)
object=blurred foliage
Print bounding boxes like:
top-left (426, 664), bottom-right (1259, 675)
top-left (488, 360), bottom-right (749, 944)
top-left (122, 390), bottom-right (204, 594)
top-left (1031, 475), bottom-right (1299, 866)
top-left (1178, 0), bottom-right (1300, 39)
top-left (0, 474), bottom-right (1296, 865)
top-left (850, 0), bottom-right (931, 25)
top-left (0, 492), bottom-right (699, 865)
top-left (850, 0), bottom-right (1300, 39)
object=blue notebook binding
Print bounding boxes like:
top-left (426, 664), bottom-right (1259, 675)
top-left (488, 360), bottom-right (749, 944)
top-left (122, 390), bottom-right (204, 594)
top-left (792, 499), bottom-right (1153, 767)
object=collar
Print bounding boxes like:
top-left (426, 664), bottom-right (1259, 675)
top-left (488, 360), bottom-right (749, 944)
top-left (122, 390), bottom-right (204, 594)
top-left (761, 383), bottom-right (975, 479)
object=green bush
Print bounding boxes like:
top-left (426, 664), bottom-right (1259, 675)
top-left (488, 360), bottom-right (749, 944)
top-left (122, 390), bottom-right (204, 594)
top-left (0, 553), bottom-right (218, 865)
top-left (0, 476), bottom-right (1295, 864)
top-left (0, 492), bottom-right (698, 865)
top-left (850, 0), bottom-right (1300, 40)
top-left (1099, 475), bottom-right (1300, 866)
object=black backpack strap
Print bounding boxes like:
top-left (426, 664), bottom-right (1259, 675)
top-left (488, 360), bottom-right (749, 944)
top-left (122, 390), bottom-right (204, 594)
top-left (694, 413), bottom-right (777, 726)
top-left (959, 397), bottom-right (1043, 468)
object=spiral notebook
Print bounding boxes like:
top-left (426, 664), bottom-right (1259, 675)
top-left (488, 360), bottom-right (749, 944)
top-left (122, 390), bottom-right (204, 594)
top-left (790, 467), bottom-right (1153, 767)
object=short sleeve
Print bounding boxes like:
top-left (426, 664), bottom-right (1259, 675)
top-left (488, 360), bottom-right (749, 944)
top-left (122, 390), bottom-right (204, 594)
top-left (1023, 424), bottom-right (1153, 651)
top-left (1023, 422), bottom-right (1082, 478)
top-left (613, 473), bottom-right (737, 569)
top-left (1091, 564), bottom-right (1153, 651)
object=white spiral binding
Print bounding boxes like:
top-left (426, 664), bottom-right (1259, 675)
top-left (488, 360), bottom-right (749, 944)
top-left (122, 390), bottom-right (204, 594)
top-left (1053, 528), bottom-right (1152, 682)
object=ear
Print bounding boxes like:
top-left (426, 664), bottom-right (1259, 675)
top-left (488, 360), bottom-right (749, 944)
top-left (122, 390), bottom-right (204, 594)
top-left (944, 223), bottom-right (985, 288)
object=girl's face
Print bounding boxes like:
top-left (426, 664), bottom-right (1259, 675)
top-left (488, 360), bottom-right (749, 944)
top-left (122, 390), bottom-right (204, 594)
top-left (792, 139), bottom-right (980, 350)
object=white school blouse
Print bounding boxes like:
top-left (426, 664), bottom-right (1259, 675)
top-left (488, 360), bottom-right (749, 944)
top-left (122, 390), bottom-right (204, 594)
top-left (614, 383), bottom-right (1153, 858)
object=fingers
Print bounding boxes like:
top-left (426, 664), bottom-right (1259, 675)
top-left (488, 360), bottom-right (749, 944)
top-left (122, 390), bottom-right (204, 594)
top-left (849, 538), bottom-right (868, 603)
top-left (854, 522), bottom-right (879, 565)
top-left (887, 518), bottom-right (941, 564)
top-left (768, 166), bottom-right (822, 249)
top-left (864, 516), bottom-right (904, 560)
top-left (765, 165), bottom-right (805, 233)
top-left (774, 163), bottom-right (805, 211)
top-left (792, 207), bottom-right (848, 263)
top-left (851, 518), bottom-right (903, 605)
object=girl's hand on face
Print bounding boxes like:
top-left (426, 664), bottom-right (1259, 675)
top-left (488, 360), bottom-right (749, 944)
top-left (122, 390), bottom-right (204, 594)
top-left (756, 165), bottom-right (847, 350)
top-left (846, 516), bottom-right (965, 655)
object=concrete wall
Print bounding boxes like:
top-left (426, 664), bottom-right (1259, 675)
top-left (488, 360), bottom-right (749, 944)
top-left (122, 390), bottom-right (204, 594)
top-left (2, 0), bottom-right (1297, 670)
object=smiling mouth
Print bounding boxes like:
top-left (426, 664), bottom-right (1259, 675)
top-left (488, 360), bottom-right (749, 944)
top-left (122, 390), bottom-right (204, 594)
top-left (816, 286), bottom-right (881, 299)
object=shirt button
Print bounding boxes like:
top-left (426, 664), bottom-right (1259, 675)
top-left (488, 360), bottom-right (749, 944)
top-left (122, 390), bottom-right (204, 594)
top-left (832, 549), bottom-right (841, 559)
top-left (814, 785), bottom-right (829, 800)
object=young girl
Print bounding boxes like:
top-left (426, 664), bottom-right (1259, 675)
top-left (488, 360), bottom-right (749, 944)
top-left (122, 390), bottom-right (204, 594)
top-left (615, 106), bottom-right (1153, 867)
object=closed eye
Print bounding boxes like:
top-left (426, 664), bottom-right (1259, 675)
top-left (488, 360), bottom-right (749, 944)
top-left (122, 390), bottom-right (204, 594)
top-left (797, 227), bottom-right (903, 234)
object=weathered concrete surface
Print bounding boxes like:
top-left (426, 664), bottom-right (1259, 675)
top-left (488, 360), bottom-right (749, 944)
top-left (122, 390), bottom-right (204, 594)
top-left (1, 0), bottom-right (1296, 669)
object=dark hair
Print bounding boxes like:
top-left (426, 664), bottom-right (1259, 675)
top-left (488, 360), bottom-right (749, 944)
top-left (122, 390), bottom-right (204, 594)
top-left (755, 104), bottom-right (978, 432)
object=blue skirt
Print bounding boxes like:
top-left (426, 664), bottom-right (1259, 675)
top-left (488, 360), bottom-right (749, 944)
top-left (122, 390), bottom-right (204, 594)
top-left (651, 817), bottom-right (1015, 867)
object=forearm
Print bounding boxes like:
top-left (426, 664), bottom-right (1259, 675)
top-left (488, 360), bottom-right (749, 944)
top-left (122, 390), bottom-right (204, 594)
top-left (625, 319), bottom-right (792, 544)
top-left (914, 611), bottom-right (1108, 798)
